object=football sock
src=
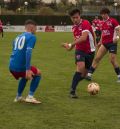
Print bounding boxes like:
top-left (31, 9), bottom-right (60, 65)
top-left (17, 78), bottom-right (27, 97)
top-left (114, 67), bottom-right (120, 77)
top-left (70, 72), bottom-right (84, 94)
top-left (2, 32), bottom-right (3, 37)
top-left (88, 66), bottom-right (95, 74)
top-left (29, 75), bottom-right (41, 97)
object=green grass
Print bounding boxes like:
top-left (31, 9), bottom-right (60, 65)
top-left (0, 32), bottom-right (120, 129)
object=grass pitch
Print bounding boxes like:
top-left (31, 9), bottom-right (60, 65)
top-left (0, 32), bottom-right (120, 129)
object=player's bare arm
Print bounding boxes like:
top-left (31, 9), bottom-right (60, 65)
top-left (62, 31), bottom-right (88, 51)
top-left (93, 31), bottom-right (97, 48)
top-left (113, 25), bottom-right (120, 43)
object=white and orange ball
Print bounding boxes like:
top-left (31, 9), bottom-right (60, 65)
top-left (87, 82), bottom-right (100, 95)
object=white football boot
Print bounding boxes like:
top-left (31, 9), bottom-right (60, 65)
top-left (14, 96), bottom-right (25, 103)
top-left (25, 96), bottom-right (42, 104)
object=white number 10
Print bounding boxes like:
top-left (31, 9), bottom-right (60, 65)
top-left (14, 36), bottom-right (26, 50)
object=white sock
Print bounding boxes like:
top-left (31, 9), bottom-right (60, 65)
top-left (28, 95), bottom-right (33, 98)
top-left (117, 75), bottom-right (120, 79)
top-left (88, 73), bottom-right (92, 77)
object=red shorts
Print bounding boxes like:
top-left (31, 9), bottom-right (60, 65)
top-left (10, 66), bottom-right (38, 80)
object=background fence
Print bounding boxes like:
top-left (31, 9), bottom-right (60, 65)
top-left (0, 15), bottom-right (120, 25)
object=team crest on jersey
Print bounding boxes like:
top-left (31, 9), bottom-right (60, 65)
top-left (78, 27), bottom-right (82, 31)
top-left (76, 55), bottom-right (81, 60)
top-left (107, 21), bottom-right (112, 27)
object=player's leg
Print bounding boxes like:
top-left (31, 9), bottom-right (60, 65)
top-left (109, 44), bottom-right (120, 82)
top-left (96, 31), bottom-right (102, 50)
top-left (70, 62), bottom-right (85, 98)
top-left (14, 78), bottom-right (28, 102)
top-left (70, 51), bottom-right (85, 98)
top-left (10, 71), bottom-right (28, 102)
top-left (85, 52), bottom-right (95, 77)
top-left (1, 29), bottom-right (3, 37)
top-left (86, 44), bottom-right (107, 80)
top-left (26, 66), bottom-right (42, 104)
top-left (29, 68), bottom-right (41, 97)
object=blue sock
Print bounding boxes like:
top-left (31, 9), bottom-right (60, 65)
top-left (17, 78), bottom-right (27, 97)
top-left (88, 66), bottom-right (95, 74)
top-left (29, 76), bottom-right (41, 96)
top-left (70, 72), bottom-right (84, 94)
top-left (115, 67), bottom-right (120, 75)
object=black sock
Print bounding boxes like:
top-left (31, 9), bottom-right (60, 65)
top-left (88, 66), bottom-right (95, 74)
top-left (2, 32), bottom-right (3, 37)
top-left (114, 67), bottom-right (120, 75)
top-left (70, 72), bottom-right (84, 94)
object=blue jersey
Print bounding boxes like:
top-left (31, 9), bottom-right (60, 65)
top-left (9, 32), bottom-right (36, 72)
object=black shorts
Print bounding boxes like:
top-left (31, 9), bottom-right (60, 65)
top-left (75, 50), bottom-right (95, 69)
top-left (103, 43), bottom-right (117, 54)
top-left (95, 30), bottom-right (101, 43)
top-left (95, 30), bottom-right (101, 37)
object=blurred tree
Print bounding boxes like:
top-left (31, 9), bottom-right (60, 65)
top-left (75, 0), bottom-right (82, 12)
top-left (56, 0), bottom-right (77, 14)
top-left (36, 0), bottom-right (44, 10)
top-left (61, 0), bottom-right (69, 5)
top-left (1, 0), bottom-right (116, 15)
top-left (39, 7), bottom-right (54, 15)
top-left (48, 0), bottom-right (57, 11)
top-left (7, 0), bottom-right (19, 11)
top-left (29, 0), bottom-right (37, 8)
top-left (57, 1), bottom-right (66, 13)
top-left (0, 0), bottom-right (4, 7)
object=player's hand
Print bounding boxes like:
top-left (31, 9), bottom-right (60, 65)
top-left (26, 70), bottom-right (34, 80)
top-left (61, 43), bottom-right (74, 51)
top-left (113, 36), bottom-right (119, 43)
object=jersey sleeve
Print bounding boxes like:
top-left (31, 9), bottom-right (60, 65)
top-left (27, 35), bottom-right (36, 49)
top-left (82, 20), bottom-right (91, 33)
top-left (112, 18), bottom-right (119, 28)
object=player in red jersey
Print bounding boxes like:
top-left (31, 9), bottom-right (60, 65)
top-left (0, 19), bottom-right (3, 38)
top-left (62, 9), bottom-right (96, 98)
top-left (86, 8), bottom-right (120, 82)
top-left (92, 16), bottom-right (102, 44)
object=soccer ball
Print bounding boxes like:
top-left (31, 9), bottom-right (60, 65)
top-left (87, 82), bottom-right (100, 95)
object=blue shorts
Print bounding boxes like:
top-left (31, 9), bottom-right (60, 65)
top-left (103, 43), bottom-right (117, 54)
top-left (75, 50), bottom-right (95, 69)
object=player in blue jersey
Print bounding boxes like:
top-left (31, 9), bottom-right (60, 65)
top-left (9, 20), bottom-right (41, 104)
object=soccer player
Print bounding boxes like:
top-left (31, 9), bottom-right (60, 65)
top-left (92, 16), bottom-right (102, 44)
top-left (86, 8), bottom-right (120, 82)
top-left (0, 19), bottom-right (4, 38)
top-left (9, 20), bottom-right (42, 104)
top-left (62, 9), bottom-right (96, 98)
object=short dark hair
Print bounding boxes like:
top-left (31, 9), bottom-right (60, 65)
top-left (100, 8), bottom-right (110, 14)
top-left (69, 8), bottom-right (80, 16)
top-left (25, 19), bottom-right (37, 26)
